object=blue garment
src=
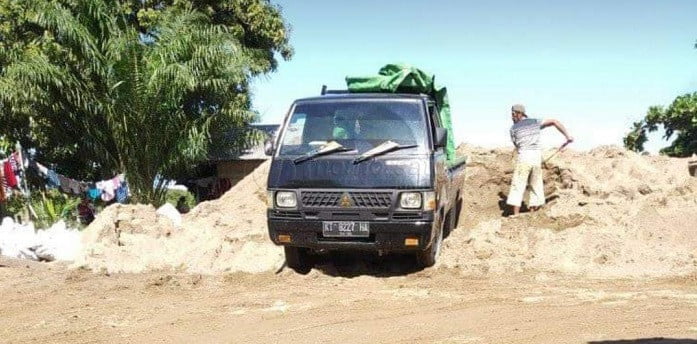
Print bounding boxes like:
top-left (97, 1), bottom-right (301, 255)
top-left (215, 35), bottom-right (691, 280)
top-left (87, 186), bottom-right (101, 201)
top-left (47, 170), bottom-right (61, 188)
top-left (115, 182), bottom-right (129, 203)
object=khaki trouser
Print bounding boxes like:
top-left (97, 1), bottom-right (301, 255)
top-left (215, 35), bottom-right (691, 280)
top-left (506, 162), bottom-right (545, 207)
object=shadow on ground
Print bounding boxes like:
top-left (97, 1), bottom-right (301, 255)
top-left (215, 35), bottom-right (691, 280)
top-left (309, 251), bottom-right (424, 278)
top-left (497, 191), bottom-right (560, 217)
top-left (588, 338), bottom-right (697, 344)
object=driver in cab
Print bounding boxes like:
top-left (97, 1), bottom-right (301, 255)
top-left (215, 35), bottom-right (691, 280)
top-left (332, 113), bottom-right (363, 140)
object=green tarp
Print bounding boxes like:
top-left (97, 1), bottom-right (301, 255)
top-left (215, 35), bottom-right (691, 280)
top-left (345, 64), bottom-right (458, 164)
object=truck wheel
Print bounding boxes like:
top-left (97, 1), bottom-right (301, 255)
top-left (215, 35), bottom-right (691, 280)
top-left (454, 196), bottom-right (463, 228)
top-left (284, 246), bottom-right (311, 274)
top-left (417, 223), bottom-right (443, 268)
top-left (443, 207), bottom-right (456, 239)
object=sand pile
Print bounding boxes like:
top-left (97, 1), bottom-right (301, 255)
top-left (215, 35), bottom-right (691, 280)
top-left (74, 144), bottom-right (696, 278)
top-left (73, 161), bottom-right (283, 274)
top-left (441, 145), bottom-right (697, 278)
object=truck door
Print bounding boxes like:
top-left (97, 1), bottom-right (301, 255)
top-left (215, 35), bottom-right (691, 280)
top-left (429, 100), bottom-right (450, 208)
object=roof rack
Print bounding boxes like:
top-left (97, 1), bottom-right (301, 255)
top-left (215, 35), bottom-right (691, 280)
top-left (320, 85), bottom-right (350, 95)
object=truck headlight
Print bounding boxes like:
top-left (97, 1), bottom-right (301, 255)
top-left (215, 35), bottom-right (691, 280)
top-left (399, 192), bottom-right (422, 209)
top-left (275, 191), bottom-right (297, 208)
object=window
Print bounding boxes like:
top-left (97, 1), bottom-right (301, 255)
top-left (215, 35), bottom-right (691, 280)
top-left (278, 99), bottom-right (427, 156)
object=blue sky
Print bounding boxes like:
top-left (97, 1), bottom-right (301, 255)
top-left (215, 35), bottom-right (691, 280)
top-left (251, 0), bottom-right (697, 152)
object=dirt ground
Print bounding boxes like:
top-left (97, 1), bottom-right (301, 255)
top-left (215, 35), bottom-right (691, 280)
top-left (1, 256), bottom-right (697, 344)
top-left (2, 146), bottom-right (696, 343)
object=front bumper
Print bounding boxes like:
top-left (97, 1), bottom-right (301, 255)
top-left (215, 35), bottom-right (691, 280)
top-left (268, 217), bottom-right (434, 251)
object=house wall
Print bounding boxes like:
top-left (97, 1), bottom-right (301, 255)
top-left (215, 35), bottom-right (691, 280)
top-left (216, 160), bottom-right (266, 185)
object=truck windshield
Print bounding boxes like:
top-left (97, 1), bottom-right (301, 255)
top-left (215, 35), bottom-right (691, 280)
top-left (278, 99), bottom-right (427, 156)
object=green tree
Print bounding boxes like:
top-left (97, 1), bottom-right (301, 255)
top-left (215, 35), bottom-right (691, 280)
top-left (624, 92), bottom-right (697, 157)
top-left (0, 0), bottom-right (291, 204)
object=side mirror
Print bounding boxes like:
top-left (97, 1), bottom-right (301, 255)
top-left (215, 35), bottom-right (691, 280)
top-left (434, 127), bottom-right (447, 148)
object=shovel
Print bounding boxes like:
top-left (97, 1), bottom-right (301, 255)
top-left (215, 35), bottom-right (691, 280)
top-left (543, 141), bottom-right (571, 169)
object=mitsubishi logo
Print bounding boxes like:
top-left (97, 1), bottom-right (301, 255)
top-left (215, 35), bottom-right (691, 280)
top-left (339, 193), bottom-right (353, 208)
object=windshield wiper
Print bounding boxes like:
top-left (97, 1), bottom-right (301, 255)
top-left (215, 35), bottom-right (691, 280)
top-left (293, 141), bottom-right (353, 164)
top-left (353, 141), bottom-right (418, 164)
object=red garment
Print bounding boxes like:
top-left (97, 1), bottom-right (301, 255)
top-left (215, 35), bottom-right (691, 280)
top-left (3, 161), bottom-right (17, 187)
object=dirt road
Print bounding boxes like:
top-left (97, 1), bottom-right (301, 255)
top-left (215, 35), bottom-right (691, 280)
top-left (3, 146), bottom-right (696, 343)
top-left (2, 256), bottom-right (696, 344)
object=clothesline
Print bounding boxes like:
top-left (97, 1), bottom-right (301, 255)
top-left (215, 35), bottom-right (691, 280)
top-left (0, 144), bottom-right (130, 204)
top-left (0, 143), bottom-right (127, 226)
top-left (32, 161), bottom-right (129, 203)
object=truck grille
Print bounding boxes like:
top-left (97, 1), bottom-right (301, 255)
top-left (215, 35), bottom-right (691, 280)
top-left (270, 210), bottom-right (302, 219)
top-left (301, 191), bottom-right (393, 208)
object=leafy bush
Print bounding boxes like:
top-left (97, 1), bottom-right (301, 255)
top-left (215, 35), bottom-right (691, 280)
top-left (4, 189), bottom-right (81, 229)
top-left (5, 194), bottom-right (28, 220)
top-left (165, 189), bottom-right (196, 213)
top-left (33, 190), bottom-right (81, 229)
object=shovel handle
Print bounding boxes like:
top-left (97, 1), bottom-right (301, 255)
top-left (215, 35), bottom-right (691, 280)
top-left (544, 141), bottom-right (572, 164)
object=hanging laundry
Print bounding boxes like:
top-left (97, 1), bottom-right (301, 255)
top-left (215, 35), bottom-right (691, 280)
top-left (9, 154), bottom-right (18, 172)
top-left (86, 185), bottom-right (102, 201)
top-left (58, 175), bottom-right (72, 194)
top-left (46, 170), bottom-right (61, 188)
top-left (12, 152), bottom-right (22, 169)
top-left (111, 176), bottom-right (122, 190)
top-left (33, 162), bottom-right (49, 178)
top-left (33, 161), bottom-right (48, 176)
top-left (66, 178), bottom-right (85, 194)
top-left (29, 159), bottom-right (128, 201)
top-left (96, 179), bottom-right (117, 202)
top-left (115, 182), bottom-right (129, 204)
top-left (3, 161), bottom-right (17, 188)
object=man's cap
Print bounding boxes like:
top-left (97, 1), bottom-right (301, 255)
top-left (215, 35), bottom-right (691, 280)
top-left (511, 104), bottom-right (526, 114)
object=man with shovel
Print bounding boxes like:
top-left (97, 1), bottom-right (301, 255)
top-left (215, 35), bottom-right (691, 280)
top-left (507, 104), bottom-right (573, 216)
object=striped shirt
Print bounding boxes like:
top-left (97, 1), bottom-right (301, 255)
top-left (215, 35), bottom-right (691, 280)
top-left (510, 118), bottom-right (543, 164)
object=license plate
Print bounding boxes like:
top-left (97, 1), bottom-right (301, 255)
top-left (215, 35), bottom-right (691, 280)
top-left (322, 221), bottom-right (370, 238)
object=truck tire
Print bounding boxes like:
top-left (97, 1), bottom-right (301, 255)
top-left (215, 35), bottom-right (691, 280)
top-left (454, 196), bottom-right (463, 228)
top-left (284, 246), bottom-right (311, 274)
top-left (443, 207), bottom-right (456, 239)
top-left (417, 223), bottom-right (443, 268)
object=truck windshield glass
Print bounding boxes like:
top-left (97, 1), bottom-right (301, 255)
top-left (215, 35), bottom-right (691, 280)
top-left (278, 100), bottom-right (427, 156)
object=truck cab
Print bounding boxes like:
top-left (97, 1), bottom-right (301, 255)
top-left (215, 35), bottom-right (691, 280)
top-left (266, 91), bottom-right (465, 273)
